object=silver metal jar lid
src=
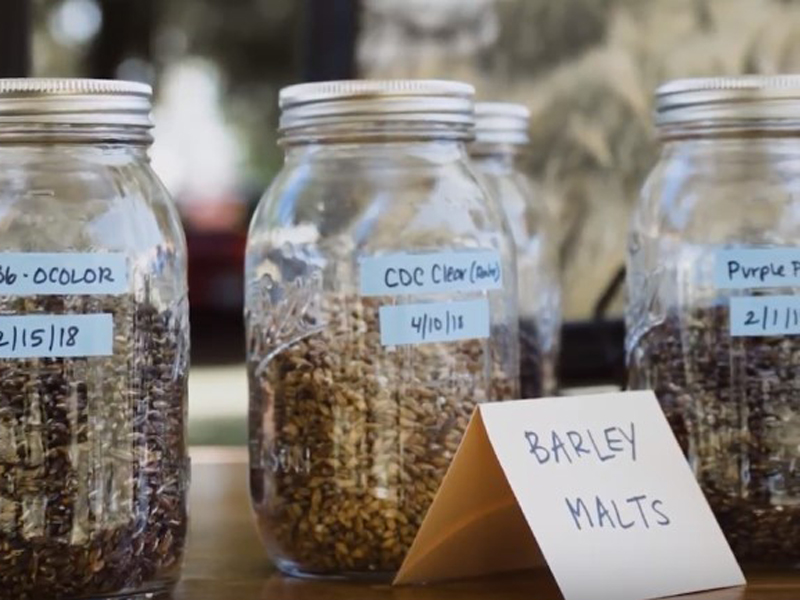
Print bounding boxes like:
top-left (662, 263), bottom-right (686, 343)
top-left (656, 75), bottom-right (800, 128)
top-left (0, 78), bottom-right (153, 128)
top-left (278, 79), bottom-right (475, 136)
top-left (473, 102), bottom-right (530, 145)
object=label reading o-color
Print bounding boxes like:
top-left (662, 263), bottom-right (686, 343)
top-left (714, 248), bottom-right (800, 289)
top-left (360, 250), bottom-right (502, 296)
top-left (379, 299), bottom-right (490, 346)
top-left (0, 253), bottom-right (128, 295)
top-left (0, 314), bottom-right (114, 358)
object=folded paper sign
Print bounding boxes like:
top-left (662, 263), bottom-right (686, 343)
top-left (393, 391), bottom-right (746, 600)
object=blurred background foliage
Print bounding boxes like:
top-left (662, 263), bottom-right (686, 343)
top-left (359, 0), bottom-right (800, 318)
top-left (22, 0), bottom-right (800, 442)
top-left (33, 0), bottom-right (298, 197)
top-left (32, 0), bottom-right (800, 321)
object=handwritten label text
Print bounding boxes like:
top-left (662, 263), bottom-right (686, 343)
top-left (729, 295), bottom-right (800, 336)
top-left (0, 314), bottom-right (114, 358)
top-left (522, 422), bottom-right (671, 531)
top-left (379, 298), bottom-right (489, 346)
top-left (0, 253), bottom-right (128, 295)
top-left (565, 494), bottom-right (670, 531)
top-left (715, 248), bottom-right (800, 289)
top-left (360, 250), bottom-right (502, 296)
top-left (524, 423), bottom-right (636, 465)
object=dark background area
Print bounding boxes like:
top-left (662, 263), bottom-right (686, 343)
top-left (0, 0), bottom-right (635, 391)
top-left (11, 0), bottom-right (800, 440)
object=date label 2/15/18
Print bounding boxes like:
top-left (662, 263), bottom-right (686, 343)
top-left (378, 298), bottom-right (490, 346)
top-left (730, 295), bottom-right (800, 336)
top-left (0, 314), bottom-right (114, 358)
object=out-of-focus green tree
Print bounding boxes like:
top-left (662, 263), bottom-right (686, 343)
top-left (33, 0), bottom-right (301, 195)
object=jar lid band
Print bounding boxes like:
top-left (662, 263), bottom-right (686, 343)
top-left (656, 76), bottom-right (800, 128)
top-left (473, 102), bottom-right (530, 145)
top-left (278, 79), bottom-right (475, 138)
top-left (0, 78), bottom-right (153, 128)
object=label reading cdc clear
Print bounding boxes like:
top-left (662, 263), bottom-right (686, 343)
top-left (360, 250), bottom-right (502, 297)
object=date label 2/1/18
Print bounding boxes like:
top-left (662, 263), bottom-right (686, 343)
top-left (0, 314), bottom-right (114, 358)
top-left (378, 298), bottom-right (490, 346)
top-left (730, 295), bottom-right (800, 336)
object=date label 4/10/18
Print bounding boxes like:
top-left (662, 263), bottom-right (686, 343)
top-left (378, 298), bottom-right (490, 346)
top-left (730, 295), bottom-right (800, 336)
top-left (0, 314), bottom-right (114, 358)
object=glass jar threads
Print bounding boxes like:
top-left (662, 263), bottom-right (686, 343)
top-left (470, 102), bottom-right (561, 397)
top-left (0, 79), bottom-right (189, 599)
top-left (246, 80), bottom-right (519, 579)
top-left (627, 76), bottom-right (800, 566)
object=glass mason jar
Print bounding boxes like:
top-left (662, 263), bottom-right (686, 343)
top-left (627, 76), bottom-right (800, 566)
top-left (246, 80), bottom-right (519, 579)
top-left (0, 79), bottom-right (189, 598)
top-left (470, 102), bottom-right (561, 397)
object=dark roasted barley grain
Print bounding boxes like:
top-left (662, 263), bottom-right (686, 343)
top-left (0, 296), bottom-right (188, 599)
top-left (629, 305), bottom-right (800, 565)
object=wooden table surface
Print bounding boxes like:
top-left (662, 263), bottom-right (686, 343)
top-left (173, 448), bottom-right (800, 600)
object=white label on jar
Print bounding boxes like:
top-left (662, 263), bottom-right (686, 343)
top-left (359, 250), bottom-right (502, 297)
top-left (0, 253), bottom-right (128, 295)
top-left (730, 295), bottom-right (800, 336)
top-left (379, 299), bottom-right (490, 346)
top-left (714, 248), bottom-right (800, 289)
top-left (0, 314), bottom-right (113, 358)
